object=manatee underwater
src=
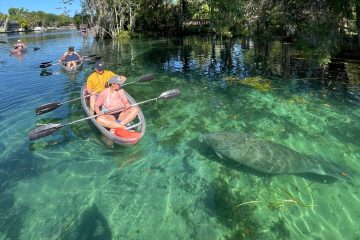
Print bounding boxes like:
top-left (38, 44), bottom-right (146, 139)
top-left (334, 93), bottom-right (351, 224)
top-left (199, 132), bottom-right (349, 180)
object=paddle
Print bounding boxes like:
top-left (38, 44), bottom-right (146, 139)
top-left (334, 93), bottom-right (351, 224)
top-left (85, 56), bottom-right (102, 61)
top-left (35, 73), bottom-right (154, 115)
top-left (14, 46), bottom-right (39, 51)
top-left (29, 88), bottom-right (180, 141)
top-left (0, 40), bottom-right (7, 44)
top-left (39, 56), bottom-right (101, 68)
top-left (40, 62), bottom-right (61, 68)
top-left (40, 55), bottom-right (97, 65)
top-left (41, 60), bottom-right (59, 65)
top-left (40, 69), bottom-right (53, 77)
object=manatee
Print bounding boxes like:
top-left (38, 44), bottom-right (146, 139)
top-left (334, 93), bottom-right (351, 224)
top-left (199, 132), bottom-right (348, 179)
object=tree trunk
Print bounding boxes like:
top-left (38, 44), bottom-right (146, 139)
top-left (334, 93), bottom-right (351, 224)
top-left (129, 6), bottom-right (134, 32)
top-left (356, 1), bottom-right (360, 46)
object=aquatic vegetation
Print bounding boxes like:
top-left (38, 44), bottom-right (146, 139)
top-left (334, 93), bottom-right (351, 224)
top-left (235, 184), bottom-right (315, 211)
top-left (0, 203), bottom-right (27, 240)
top-left (51, 212), bottom-right (80, 240)
top-left (270, 218), bottom-right (291, 239)
top-left (224, 76), bottom-right (271, 91)
top-left (0, 192), bottom-right (15, 212)
top-left (288, 96), bottom-right (310, 105)
top-left (51, 204), bottom-right (111, 240)
top-left (202, 173), bottom-right (312, 239)
top-left (204, 175), bottom-right (262, 239)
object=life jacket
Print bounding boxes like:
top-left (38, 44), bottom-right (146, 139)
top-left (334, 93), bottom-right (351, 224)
top-left (65, 53), bottom-right (79, 62)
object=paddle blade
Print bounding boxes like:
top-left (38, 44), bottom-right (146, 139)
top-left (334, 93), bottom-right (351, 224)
top-left (39, 64), bottom-right (51, 68)
top-left (84, 56), bottom-right (101, 61)
top-left (138, 74), bottom-right (154, 82)
top-left (41, 61), bottom-right (52, 65)
top-left (36, 102), bottom-right (62, 115)
top-left (84, 54), bottom-right (96, 58)
top-left (0, 40), bottom-right (7, 44)
top-left (40, 70), bottom-right (53, 77)
top-left (29, 123), bottom-right (62, 141)
top-left (33, 47), bottom-right (40, 51)
top-left (158, 89), bottom-right (181, 100)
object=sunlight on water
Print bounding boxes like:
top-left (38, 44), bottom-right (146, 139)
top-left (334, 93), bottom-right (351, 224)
top-left (0, 32), bottom-right (359, 239)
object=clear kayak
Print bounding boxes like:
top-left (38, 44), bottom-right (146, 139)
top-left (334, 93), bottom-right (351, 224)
top-left (10, 47), bottom-right (28, 55)
top-left (61, 57), bottom-right (84, 72)
top-left (80, 83), bottom-right (146, 146)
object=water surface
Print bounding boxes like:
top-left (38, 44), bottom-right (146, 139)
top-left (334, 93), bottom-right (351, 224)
top-left (0, 32), bottom-right (359, 239)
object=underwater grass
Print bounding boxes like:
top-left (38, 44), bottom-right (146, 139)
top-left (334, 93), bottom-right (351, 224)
top-left (235, 183), bottom-right (316, 210)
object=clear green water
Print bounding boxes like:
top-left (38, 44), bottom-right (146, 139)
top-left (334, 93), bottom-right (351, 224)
top-left (0, 32), bottom-right (359, 239)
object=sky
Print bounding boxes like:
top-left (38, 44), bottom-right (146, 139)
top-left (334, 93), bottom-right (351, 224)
top-left (0, 0), bottom-right (82, 16)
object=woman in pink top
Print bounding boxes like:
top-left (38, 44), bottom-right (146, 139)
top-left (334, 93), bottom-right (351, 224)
top-left (94, 75), bottom-right (139, 130)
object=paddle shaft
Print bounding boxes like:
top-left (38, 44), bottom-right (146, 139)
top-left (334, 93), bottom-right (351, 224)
top-left (40, 59), bottom-right (81, 68)
top-left (14, 46), bottom-right (39, 50)
top-left (29, 88), bottom-right (180, 140)
top-left (40, 55), bottom-right (99, 68)
top-left (52, 77), bottom-right (152, 104)
top-left (39, 62), bottom-right (61, 68)
top-left (41, 55), bottom-right (96, 64)
top-left (35, 74), bottom-right (154, 115)
top-left (63, 88), bottom-right (180, 127)
top-left (63, 97), bottom-right (160, 127)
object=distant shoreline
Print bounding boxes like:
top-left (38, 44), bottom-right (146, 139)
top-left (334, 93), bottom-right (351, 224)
top-left (0, 30), bottom-right (33, 34)
top-left (0, 27), bottom-right (77, 34)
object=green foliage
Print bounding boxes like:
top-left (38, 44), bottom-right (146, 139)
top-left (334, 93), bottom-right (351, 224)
top-left (116, 31), bottom-right (131, 39)
top-left (244, 0), bottom-right (357, 54)
top-left (6, 7), bottom-right (73, 28)
top-left (77, 0), bottom-right (360, 55)
top-left (295, 6), bottom-right (342, 55)
top-left (190, 1), bottom-right (210, 20)
top-left (207, 0), bottom-right (245, 37)
top-left (135, 0), bottom-right (181, 36)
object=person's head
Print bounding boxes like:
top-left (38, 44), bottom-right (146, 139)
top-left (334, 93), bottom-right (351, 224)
top-left (68, 46), bottom-right (74, 53)
top-left (108, 76), bottom-right (125, 90)
top-left (17, 40), bottom-right (22, 43)
top-left (94, 61), bottom-right (105, 73)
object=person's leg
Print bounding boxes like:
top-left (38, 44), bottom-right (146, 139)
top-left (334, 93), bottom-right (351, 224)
top-left (118, 107), bottom-right (139, 125)
top-left (96, 115), bottom-right (125, 129)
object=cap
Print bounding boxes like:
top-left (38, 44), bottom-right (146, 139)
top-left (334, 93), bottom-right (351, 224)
top-left (17, 40), bottom-right (21, 42)
top-left (94, 61), bottom-right (104, 71)
top-left (109, 75), bottom-right (125, 85)
top-left (68, 46), bottom-right (74, 51)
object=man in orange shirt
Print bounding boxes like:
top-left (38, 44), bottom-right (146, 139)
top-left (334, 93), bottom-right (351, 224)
top-left (86, 61), bottom-right (123, 113)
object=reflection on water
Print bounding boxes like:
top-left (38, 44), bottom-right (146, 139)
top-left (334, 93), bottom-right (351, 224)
top-left (0, 32), bottom-right (359, 240)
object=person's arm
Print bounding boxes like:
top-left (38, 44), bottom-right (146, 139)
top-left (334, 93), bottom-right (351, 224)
top-left (60, 52), bottom-right (67, 61)
top-left (120, 90), bottom-right (131, 109)
top-left (94, 91), bottom-right (105, 115)
top-left (94, 104), bottom-right (102, 115)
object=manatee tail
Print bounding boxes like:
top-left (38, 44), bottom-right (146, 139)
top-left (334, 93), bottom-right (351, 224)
top-left (320, 159), bottom-right (352, 181)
